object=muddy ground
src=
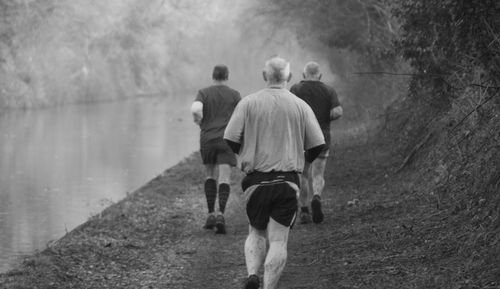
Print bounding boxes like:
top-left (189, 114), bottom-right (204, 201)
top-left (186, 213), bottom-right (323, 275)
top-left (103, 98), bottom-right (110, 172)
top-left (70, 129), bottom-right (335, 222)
top-left (1, 136), bottom-right (497, 289)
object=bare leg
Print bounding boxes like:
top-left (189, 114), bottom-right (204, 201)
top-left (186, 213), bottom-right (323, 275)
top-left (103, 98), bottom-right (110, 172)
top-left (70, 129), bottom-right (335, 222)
top-left (311, 154), bottom-right (328, 197)
top-left (218, 164), bottom-right (231, 184)
top-left (205, 164), bottom-right (217, 180)
top-left (245, 226), bottom-right (267, 276)
top-left (299, 161), bottom-right (312, 207)
top-left (263, 218), bottom-right (290, 289)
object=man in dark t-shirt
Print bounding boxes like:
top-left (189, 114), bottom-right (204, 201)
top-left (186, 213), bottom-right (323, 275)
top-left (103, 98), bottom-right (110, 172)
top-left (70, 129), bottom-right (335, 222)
top-left (191, 65), bottom-right (241, 234)
top-left (290, 61), bottom-right (343, 224)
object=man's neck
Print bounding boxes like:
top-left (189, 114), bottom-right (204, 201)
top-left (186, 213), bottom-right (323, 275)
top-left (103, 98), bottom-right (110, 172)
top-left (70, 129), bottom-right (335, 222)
top-left (213, 80), bottom-right (227, 85)
top-left (267, 82), bottom-right (287, 89)
top-left (303, 77), bottom-right (320, 81)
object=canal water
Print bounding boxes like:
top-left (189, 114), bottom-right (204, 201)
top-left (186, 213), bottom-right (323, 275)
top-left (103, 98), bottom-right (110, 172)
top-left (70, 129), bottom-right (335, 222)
top-left (0, 97), bottom-right (198, 272)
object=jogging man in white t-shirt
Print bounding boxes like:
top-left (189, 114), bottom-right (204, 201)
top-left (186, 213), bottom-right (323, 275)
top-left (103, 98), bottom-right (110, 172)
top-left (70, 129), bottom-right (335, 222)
top-left (224, 56), bottom-right (325, 289)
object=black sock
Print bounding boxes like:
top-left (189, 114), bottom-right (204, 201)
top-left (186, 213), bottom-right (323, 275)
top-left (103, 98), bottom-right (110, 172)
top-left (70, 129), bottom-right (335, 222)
top-left (218, 183), bottom-right (230, 214)
top-left (204, 179), bottom-right (217, 213)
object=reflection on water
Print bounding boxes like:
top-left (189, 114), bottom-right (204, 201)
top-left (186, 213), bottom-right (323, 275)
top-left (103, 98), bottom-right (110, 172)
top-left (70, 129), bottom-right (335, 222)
top-left (0, 97), bottom-right (198, 272)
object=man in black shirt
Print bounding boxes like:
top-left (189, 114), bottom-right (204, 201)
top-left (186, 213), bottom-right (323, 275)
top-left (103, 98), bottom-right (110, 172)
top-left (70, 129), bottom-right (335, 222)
top-left (290, 61), bottom-right (343, 224)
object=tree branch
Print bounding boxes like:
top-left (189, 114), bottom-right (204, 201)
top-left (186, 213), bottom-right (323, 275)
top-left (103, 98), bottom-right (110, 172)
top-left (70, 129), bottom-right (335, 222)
top-left (351, 71), bottom-right (449, 77)
top-left (451, 92), bottom-right (498, 132)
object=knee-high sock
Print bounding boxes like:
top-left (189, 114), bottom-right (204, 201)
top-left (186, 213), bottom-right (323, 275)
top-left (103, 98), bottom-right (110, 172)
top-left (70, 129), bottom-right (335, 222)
top-left (263, 240), bottom-right (288, 289)
top-left (245, 231), bottom-right (267, 276)
top-left (218, 183), bottom-right (230, 213)
top-left (204, 179), bottom-right (217, 213)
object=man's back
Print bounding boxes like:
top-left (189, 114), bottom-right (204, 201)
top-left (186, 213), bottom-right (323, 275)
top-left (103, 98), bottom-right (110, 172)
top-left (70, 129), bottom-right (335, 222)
top-left (224, 88), bottom-right (324, 173)
top-left (196, 85), bottom-right (240, 144)
top-left (290, 80), bottom-right (339, 130)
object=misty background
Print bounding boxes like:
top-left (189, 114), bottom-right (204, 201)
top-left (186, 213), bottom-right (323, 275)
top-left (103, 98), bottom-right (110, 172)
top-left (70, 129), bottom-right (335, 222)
top-left (0, 0), bottom-right (403, 119)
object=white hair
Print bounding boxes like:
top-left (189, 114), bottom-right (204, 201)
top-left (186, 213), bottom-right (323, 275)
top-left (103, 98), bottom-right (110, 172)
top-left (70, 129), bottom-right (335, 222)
top-left (264, 56), bottom-right (290, 84)
top-left (303, 61), bottom-right (320, 77)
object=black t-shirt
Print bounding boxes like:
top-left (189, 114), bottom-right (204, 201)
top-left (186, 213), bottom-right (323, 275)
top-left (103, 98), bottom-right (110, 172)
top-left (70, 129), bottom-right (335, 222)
top-left (195, 85), bottom-right (241, 145)
top-left (290, 80), bottom-right (340, 145)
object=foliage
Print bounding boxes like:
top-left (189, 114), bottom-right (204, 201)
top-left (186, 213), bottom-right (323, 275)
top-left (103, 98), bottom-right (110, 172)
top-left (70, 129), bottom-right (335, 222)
top-left (0, 0), bottom-right (246, 109)
top-left (377, 1), bottom-right (500, 285)
top-left (255, 0), bottom-right (399, 69)
top-left (251, 0), bottom-right (407, 123)
top-left (393, 0), bottom-right (500, 102)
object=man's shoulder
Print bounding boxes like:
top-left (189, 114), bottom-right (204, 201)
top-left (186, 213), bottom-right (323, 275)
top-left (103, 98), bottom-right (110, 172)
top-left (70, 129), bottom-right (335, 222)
top-left (291, 80), bottom-right (333, 91)
top-left (198, 85), bottom-right (214, 94)
top-left (315, 81), bottom-right (336, 92)
top-left (200, 85), bottom-right (240, 96)
top-left (309, 81), bottom-right (337, 97)
top-left (306, 80), bottom-right (334, 89)
top-left (244, 89), bottom-right (267, 99)
top-left (220, 85), bottom-right (242, 99)
top-left (290, 82), bottom-right (301, 90)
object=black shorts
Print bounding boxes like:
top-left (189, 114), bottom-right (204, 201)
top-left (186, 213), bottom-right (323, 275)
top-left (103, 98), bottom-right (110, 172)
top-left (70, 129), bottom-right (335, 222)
top-left (200, 138), bottom-right (237, 166)
top-left (243, 172), bottom-right (299, 230)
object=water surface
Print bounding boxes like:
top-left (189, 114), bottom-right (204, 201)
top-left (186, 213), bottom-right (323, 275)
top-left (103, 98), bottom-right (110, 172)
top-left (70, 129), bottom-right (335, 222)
top-left (0, 97), bottom-right (198, 272)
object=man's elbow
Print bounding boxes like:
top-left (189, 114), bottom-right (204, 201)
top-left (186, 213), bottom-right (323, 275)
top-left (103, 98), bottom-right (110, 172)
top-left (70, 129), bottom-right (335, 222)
top-left (330, 106), bottom-right (343, 121)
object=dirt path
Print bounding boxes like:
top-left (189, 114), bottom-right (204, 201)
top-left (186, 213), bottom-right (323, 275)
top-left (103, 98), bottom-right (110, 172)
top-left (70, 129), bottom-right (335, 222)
top-left (154, 140), bottom-right (412, 289)
top-left (0, 137), bottom-right (476, 288)
top-left (172, 140), bottom-right (457, 289)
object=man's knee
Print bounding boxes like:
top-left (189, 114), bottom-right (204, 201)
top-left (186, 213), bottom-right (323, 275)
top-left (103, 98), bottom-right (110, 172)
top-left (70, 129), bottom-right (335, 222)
top-left (218, 164), bottom-right (232, 184)
top-left (267, 218), bottom-right (290, 242)
top-left (204, 164), bottom-right (217, 179)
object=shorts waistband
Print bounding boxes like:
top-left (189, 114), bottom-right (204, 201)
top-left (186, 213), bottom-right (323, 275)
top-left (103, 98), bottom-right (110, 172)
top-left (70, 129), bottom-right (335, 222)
top-left (242, 171), bottom-right (299, 191)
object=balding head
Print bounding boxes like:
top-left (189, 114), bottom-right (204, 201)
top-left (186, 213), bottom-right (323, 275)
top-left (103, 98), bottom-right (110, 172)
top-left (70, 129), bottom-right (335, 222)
top-left (263, 56), bottom-right (291, 85)
top-left (303, 61), bottom-right (322, 80)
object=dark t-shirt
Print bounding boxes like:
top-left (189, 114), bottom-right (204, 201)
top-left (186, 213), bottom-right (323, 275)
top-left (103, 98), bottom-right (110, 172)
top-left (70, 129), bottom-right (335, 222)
top-left (195, 85), bottom-right (241, 145)
top-left (290, 80), bottom-right (340, 146)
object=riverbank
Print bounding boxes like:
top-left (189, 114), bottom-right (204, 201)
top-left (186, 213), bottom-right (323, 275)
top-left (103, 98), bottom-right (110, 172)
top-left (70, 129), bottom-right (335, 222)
top-left (0, 97), bottom-right (198, 273)
top-left (1, 131), bottom-right (498, 288)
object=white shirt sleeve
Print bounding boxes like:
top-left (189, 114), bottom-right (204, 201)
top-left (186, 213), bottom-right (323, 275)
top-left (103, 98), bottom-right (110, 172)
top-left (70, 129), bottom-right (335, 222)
top-left (224, 101), bottom-right (245, 144)
top-left (190, 101), bottom-right (203, 124)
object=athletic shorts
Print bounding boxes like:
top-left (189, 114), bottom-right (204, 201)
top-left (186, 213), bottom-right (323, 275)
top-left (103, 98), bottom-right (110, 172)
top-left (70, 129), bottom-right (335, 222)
top-left (200, 138), bottom-right (237, 166)
top-left (242, 171), bottom-right (299, 230)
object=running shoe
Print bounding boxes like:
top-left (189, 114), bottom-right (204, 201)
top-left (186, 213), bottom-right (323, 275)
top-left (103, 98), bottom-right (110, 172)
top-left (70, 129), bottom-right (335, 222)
top-left (203, 214), bottom-right (216, 229)
top-left (299, 211), bottom-right (312, 224)
top-left (311, 195), bottom-right (324, 224)
top-left (243, 274), bottom-right (260, 289)
top-left (215, 214), bottom-right (226, 234)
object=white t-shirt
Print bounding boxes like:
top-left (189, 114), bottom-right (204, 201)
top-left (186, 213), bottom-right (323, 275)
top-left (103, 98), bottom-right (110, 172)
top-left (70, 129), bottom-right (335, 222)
top-left (224, 87), bottom-right (325, 174)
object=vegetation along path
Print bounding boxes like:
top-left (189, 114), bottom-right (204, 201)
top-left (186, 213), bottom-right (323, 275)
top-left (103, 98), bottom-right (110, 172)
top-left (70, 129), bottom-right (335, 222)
top-left (0, 129), bottom-right (498, 288)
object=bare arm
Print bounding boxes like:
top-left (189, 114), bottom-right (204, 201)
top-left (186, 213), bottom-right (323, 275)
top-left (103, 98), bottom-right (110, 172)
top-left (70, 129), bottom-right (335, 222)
top-left (330, 105), bottom-right (343, 121)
